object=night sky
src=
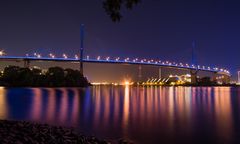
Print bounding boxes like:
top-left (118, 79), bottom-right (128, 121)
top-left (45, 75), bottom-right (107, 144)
top-left (0, 0), bottom-right (239, 78)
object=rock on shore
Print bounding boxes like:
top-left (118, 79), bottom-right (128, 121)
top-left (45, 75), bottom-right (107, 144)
top-left (0, 120), bottom-right (120, 144)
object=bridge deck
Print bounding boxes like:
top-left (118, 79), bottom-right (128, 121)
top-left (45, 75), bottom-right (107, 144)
top-left (0, 56), bottom-right (230, 76)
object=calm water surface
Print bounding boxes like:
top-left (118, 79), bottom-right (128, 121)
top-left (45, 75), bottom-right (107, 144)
top-left (0, 86), bottom-right (240, 144)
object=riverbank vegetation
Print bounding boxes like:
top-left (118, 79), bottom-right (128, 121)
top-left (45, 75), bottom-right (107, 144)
top-left (0, 66), bottom-right (90, 87)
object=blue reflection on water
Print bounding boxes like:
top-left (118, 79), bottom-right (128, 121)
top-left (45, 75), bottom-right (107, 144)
top-left (0, 86), bottom-right (240, 144)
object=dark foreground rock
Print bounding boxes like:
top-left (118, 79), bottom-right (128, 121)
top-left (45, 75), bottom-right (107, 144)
top-left (0, 120), bottom-right (132, 144)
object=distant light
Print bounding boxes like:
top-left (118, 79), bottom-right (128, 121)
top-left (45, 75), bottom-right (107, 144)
top-left (75, 55), bottom-right (79, 59)
top-left (49, 53), bottom-right (55, 58)
top-left (97, 56), bottom-right (101, 60)
top-left (0, 50), bottom-right (5, 56)
top-left (124, 81), bottom-right (130, 85)
top-left (63, 54), bottom-right (67, 59)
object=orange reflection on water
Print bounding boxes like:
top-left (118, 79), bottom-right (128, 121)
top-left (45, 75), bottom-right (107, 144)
top-left (30, 88), bottom-right (81, 125)
top-left (138, 86), bottom-right (145, 127)
top-left (19, 86), bottom-right (235, 143)
top-left (214, 87), bottom-right (233, 142)
top-left (123, 85), bottom-right (130, 136)
top-left (46, 88), bottom-right (56, 122)
top-left (71, 88), bottom-right (80, 124)
top-left (93, 86), bottom-right (101, 127)
top-left (168, 87), bottom-right (175, 130)
top-left (175, 87), bottom-right (192, 128)
top-left (206, 87), bottom-right (212, 113)
top-left (59, 89), bottom-right (69, 123)
top-left (113, 87), bottom-right (120, 127)
top-left (103, 87), bottom-right (111, 127)
top-left (31, 88), bottom-right (42, 120)
top-left (154, 87), bottom-right (159, 117)
top-left (0, 87), bottom-right (8, 119)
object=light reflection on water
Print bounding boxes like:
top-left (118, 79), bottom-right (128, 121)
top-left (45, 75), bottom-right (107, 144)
top-left (0, 87), bottom-right (7, 119)
top-left (0, 86), bottom-right (239, 143)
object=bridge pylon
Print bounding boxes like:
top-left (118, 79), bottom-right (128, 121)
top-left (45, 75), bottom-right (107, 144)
top-left (80, 24), bottom-right (84, 75)
top-left (190, 40), bottom-right (198, 84)
top-left (138, 65), bottom-right (142, 82)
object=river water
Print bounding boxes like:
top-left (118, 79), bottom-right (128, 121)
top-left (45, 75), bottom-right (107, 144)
top-left (0, 86), bottom-right (240, 144)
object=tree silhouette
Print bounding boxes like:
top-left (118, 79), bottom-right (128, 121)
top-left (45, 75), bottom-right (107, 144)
top-left (2, 66), bottom-right (20, 86)
top-left (0, 66), bottom-right (90, 87)
top-left (103, 0), bottom-right (140, 22)
top-left (46, 67), bottom-right (65, 87)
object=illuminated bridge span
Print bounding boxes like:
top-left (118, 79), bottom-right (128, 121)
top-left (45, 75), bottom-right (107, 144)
top-left (0, 55), bottom-right (230, 76)
top-left (0, 26), bottom-right (231, 84)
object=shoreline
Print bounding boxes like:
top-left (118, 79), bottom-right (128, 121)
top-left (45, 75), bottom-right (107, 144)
top-left (0, 84), bottom-right (238, 88)
top-left (0, 119), bottom-right (131, 144)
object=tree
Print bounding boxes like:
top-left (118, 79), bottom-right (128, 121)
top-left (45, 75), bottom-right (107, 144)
top-left (46, 67), bottom-right (65, 87)
top-left (64, 68), bottom-right (89, 87)
top-left (103, 0), bottom-right (141, 22)
top-left (0, 66), bottom-right (90, 87)
top-left (2, 66), bottom-right (20, 86)
top-left (65, 69), bottom-right (78, 86)
top-left (18, 67), bottom-right (33, 86)
top-left (198, 77), bottom-right (216, 85)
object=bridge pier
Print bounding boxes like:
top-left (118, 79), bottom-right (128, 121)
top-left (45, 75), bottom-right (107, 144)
top-left (159, 67), bottom-right (162, 79)
top-left (190, 70), bottom-right (198, 84)
top-left (138, 65), bottom-right (142, 82)
top-left (213, 72), bottom-right (218, 83)
top-left (24, 59), bottom-right (30, 68)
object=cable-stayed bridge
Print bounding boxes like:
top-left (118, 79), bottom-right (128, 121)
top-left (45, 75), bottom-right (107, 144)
top-left (0, 55), bottom-right (230, 76)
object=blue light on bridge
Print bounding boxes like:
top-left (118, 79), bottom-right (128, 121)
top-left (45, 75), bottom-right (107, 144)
top-left (0, 54), bottom-right (230, 75)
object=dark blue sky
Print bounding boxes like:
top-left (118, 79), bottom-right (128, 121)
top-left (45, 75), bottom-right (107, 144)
top-left (0, 0), bottom-right (239, 76)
